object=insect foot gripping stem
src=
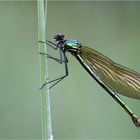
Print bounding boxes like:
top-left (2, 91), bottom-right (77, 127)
top-left (131, 113), bottom-right (140, 127)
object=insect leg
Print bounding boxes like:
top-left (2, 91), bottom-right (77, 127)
top-left (39, 39), bottom-right (65, 64)
top-left (49, 51), bottom-right (69, 89)
top-left (39, 40), bottom-right (69, 89)
top-left (39, 52), bottom-right (65, 64)
top-left (38, 40), bottom-right (58, 49)
top-left (40, 50), bottom-right (69, 89)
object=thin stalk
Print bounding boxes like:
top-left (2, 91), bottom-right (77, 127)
top-left (37, 1), bottom-right (53, 140)
top-left (45, 0), bottom-right (53, 139)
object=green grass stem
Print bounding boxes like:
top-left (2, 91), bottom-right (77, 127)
top-left (37, 1), bottom-right (53, 140)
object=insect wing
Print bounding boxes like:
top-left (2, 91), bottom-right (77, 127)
top-left (80, 46), bottom-right (140, 99)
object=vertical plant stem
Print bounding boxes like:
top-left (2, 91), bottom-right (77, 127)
top-left (37, 1), bottom-right (53, 140)
top-left (44, 0), bottom-right (53, 140)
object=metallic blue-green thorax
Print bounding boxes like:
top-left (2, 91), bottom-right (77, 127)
top-left (65, 39), bottom-right (79, 49)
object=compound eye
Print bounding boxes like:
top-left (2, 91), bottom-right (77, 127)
top-left (54, 32), bottom-right (65, 41)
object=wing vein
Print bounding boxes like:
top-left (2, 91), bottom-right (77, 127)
top-left (80, 46), bottom-right (140, 99)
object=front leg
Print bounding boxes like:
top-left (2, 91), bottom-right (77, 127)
top-left (38, 40), bottom-right (58, 49)
top-left (39, 52), bottom-right (66, 64)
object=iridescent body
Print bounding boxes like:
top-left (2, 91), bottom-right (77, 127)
top-left (65, 41), bottom-right (140, 100)
top-left (48, 33), bottom-right (140, 127)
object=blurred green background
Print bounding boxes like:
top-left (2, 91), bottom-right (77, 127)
top-left (0, 1), bottom-right (140, 139)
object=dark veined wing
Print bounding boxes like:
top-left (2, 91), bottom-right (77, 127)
top-left (80, 46), bottom-right (140, 100)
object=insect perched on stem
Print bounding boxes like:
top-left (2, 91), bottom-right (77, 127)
top-left (39, 32), bottom-right (140, 127)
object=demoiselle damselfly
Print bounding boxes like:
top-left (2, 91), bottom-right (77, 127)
top-left (40, 32), bottom-right (140, 127)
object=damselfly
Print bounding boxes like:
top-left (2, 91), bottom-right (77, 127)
top-left (40, 32), bottom-right (140, 127)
